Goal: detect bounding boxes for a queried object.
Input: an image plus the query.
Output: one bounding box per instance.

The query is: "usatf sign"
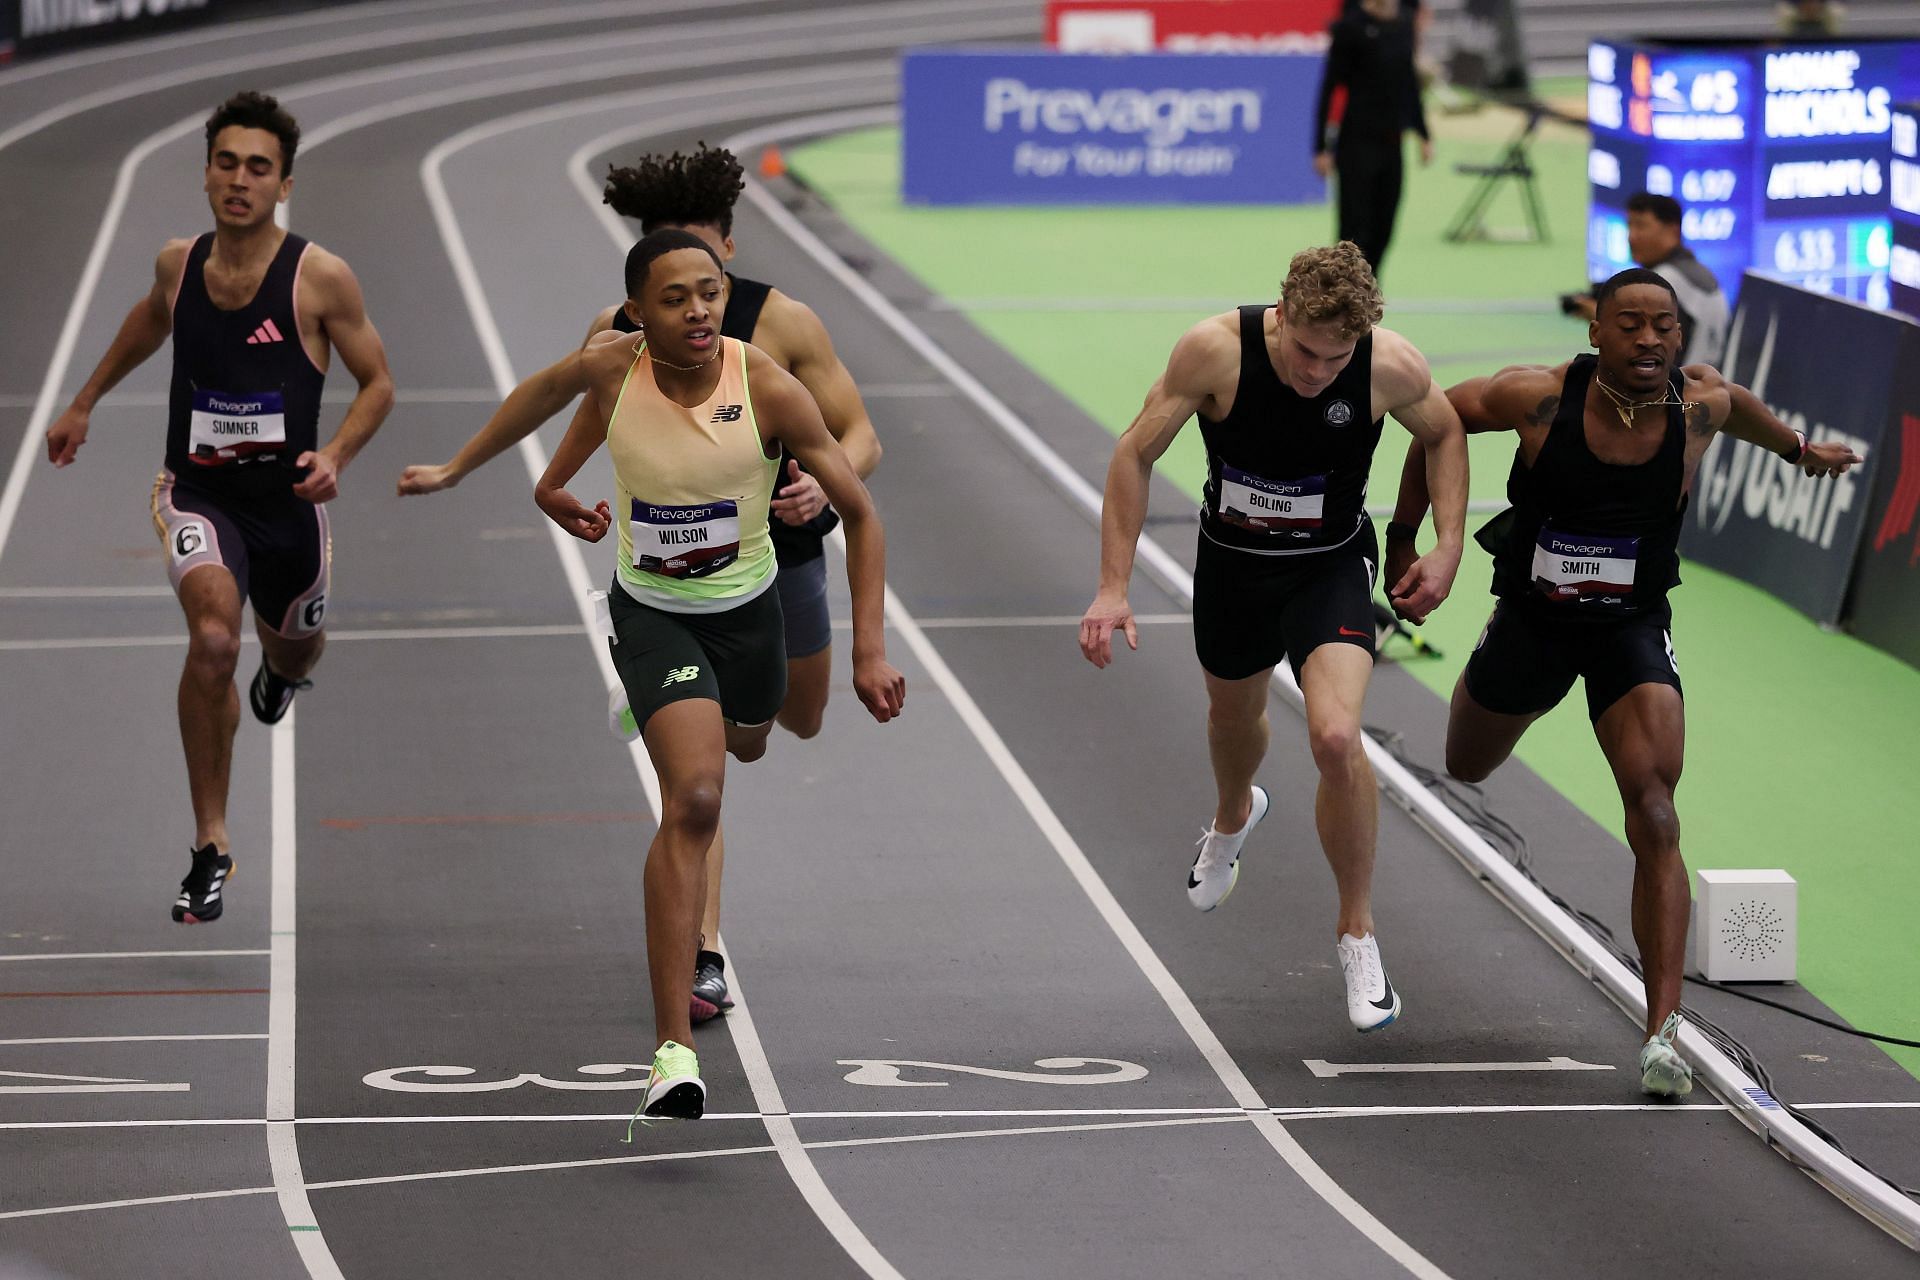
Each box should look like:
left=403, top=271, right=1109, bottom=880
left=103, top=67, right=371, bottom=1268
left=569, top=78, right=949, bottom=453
left=902, top=48, right=1324, bottom=205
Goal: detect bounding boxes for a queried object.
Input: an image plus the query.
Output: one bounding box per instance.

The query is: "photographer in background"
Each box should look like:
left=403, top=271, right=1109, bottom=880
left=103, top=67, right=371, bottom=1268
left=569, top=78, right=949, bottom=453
left=1563, top=192, right=1730, bottom=364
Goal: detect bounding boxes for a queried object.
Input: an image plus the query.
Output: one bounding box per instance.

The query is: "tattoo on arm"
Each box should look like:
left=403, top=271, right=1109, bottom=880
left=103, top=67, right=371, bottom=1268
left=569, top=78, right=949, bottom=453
left=1685, top=400, right=1714, bottom=437
left=1523, top=395, right=1559, bottom=429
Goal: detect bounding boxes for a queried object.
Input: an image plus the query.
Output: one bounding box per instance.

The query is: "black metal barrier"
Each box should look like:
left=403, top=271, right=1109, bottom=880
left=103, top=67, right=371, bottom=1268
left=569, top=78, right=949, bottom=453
left=1681, top=272, right=1920, bottom=668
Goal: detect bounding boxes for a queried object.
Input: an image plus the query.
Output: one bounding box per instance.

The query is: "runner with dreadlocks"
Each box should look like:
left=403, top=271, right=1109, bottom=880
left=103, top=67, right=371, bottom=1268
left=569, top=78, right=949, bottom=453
left=398, top=143, right=881, bottom=1026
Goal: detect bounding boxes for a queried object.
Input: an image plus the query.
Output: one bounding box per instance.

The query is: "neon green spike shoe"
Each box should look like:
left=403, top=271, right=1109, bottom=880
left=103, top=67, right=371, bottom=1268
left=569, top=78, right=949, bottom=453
left=644, top=1041, right=705, bottom=1119
left=1639, top=1011, right=1694, bottom=1098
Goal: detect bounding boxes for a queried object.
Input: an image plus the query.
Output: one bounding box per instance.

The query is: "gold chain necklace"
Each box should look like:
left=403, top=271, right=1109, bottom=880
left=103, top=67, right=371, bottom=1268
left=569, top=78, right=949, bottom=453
left=635, top=332, right=719, bottom=373
left=1592, top=372, right=1687, bottom=430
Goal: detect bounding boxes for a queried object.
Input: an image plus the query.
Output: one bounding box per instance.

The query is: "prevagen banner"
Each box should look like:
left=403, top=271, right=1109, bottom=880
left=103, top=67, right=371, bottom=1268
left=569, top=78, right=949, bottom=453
left=901, top=48, right=1325, bottom=205
left=1047, top=0, right=1336, bottom=54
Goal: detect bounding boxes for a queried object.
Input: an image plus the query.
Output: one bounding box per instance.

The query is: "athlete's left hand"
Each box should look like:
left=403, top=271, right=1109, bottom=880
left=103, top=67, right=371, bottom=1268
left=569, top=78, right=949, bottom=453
left=771, top=460, right=829, bottom=525
left=853, top=654, right=906, bottom=723
left=293, top=450, right=340, bottom=504
left=1388, top=542, right=1460, bottom=625
left=1801, top=440, right=1863, bottom=478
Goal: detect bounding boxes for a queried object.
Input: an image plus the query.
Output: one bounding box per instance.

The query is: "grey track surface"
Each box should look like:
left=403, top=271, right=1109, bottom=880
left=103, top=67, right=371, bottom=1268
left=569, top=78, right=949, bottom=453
left=2, top=3, right=1917, bottom=1277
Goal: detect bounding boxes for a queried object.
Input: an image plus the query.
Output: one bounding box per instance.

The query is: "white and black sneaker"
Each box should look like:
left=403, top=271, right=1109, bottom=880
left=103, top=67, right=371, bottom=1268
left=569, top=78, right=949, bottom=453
left=691, top=950, right=734, bottom=1024
left=248, top=659, right=311, bottom=725
left=1187, top=785, right=1269, bottom=911
left=172, top=843, right=233, bottom=924
left=1337, top=932, right=1401, bottom=1032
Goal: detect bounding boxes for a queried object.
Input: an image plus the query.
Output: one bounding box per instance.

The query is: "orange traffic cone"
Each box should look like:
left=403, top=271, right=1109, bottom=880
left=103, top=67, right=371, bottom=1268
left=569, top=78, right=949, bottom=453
left=759, top=145, right=786, bottom=179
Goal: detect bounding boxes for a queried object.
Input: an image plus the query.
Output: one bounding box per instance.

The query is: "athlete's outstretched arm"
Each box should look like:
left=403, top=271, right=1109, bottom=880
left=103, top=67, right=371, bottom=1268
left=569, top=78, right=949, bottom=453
left=398, top=350, right=591, bottom=495
left=297, top=251, right=395, bottom=504
left=533, top=384, right=612, bottom=542
left=1378, top=333, right=1468, bottom=623
left=770, top=299, right=883, bottom=528
left=46, top=241, right=185, bottom=468
left=1079, top=323, right=1222, bottom=667
left=1682, top=364, right=1862, bottom=477
left=752, top=350, right=904, bottom=723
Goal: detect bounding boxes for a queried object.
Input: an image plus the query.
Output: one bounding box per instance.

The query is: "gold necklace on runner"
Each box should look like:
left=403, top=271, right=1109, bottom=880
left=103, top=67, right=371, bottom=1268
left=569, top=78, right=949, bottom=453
left=636, top=331, right=719, bottom=373
left=1592, top=372, right=1688, bottom=430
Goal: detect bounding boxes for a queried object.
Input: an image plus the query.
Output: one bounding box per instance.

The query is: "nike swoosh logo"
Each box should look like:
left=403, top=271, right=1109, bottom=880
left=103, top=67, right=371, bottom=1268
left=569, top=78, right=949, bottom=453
left=1339, top=626, right=1369, bottom=638
left=1188, top=874, right=1202, bottom=888
left=1370, top=979, right=1397, bottom=1010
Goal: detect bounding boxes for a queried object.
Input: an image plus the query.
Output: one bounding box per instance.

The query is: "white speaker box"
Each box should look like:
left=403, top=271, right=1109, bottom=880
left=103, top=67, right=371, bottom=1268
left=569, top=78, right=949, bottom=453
left=1696, top=869, right=1797, bottom=982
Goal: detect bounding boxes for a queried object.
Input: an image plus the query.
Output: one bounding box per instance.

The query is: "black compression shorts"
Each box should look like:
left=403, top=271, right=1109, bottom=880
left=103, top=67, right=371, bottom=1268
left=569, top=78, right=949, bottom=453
left=1462, top=598, right=1683, bottom=724
left=1192, top=521, right=1379, bottom=683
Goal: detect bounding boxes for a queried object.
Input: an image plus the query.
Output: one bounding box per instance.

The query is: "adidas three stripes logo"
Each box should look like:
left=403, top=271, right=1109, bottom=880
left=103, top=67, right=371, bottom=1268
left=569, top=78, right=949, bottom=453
left=245, top=318, right=286, bottom=345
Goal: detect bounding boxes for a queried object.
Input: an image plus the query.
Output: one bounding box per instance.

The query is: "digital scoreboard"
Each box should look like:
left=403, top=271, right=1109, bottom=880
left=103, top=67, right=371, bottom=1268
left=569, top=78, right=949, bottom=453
left=1892, top=101, right=1920, bottom=318
left=1589, top=38, right=1920, bottom=314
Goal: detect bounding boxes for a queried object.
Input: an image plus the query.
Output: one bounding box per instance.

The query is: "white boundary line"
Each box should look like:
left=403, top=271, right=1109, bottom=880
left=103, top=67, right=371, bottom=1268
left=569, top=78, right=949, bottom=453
left=726, top=108, right=1920, bottom=1250
left=265, top=708, right=341, bottom=1277
left=421, top=71, right=971, bottom=1280
left=0, top=1034, right=267, bottom=1046
left=0, top=949, right=267, bottom=961
left=0, top=625, right=582, bottom=652
left=5, top=1100, right=1917, bottom=1132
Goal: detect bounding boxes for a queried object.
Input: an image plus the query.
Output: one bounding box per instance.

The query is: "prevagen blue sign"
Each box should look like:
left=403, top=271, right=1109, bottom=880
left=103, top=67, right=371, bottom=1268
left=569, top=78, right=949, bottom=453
left=901, top=48, right=1325, bottom=205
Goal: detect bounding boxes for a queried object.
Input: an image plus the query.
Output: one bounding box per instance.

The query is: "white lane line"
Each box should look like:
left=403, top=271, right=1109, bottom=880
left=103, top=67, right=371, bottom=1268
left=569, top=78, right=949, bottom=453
left=1304, top=1057, right=1614, bottom=1078
left=0, top=950, right=268, bottom=962
left=924, top=296, right=1562, bottom=316
left=265, top=708, right=342, bottom=1277
left=715, top=117, right=1449, bottom=1278
left=7, top=1101, right=1917, bottom=1132
left=0, top=586, right=176, bottom=597
left=0, top=1034, right=267, bottom=1046
left=829, top=613, right=1189, bottom=630
left=425, top=73, right=964, bottom=1280
left=0, top=625, right=582, bottom=652
left=0, top=1083, right=191, bottom=1095
left=0, top=389, right=506, bottom=409
left=0, top=1069, right=142, bottom=1083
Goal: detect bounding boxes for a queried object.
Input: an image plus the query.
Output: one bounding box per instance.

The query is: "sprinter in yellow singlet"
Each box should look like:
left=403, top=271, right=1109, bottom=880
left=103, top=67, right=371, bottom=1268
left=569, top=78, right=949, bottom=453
left=533, top=229, right=905, bottom=1118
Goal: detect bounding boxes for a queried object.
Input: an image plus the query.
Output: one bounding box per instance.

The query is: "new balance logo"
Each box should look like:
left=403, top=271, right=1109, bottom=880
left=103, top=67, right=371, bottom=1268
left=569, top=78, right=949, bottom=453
left=661, top=665, right=701, bottom=687
left=710, top=404, right=743, bottom=423
left=245, top=318, right=286, bottom=345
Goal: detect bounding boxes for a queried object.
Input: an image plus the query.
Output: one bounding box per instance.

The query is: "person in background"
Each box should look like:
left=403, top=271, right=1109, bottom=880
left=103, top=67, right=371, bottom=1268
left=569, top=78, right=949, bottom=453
left=1314, top=0, right=1432, bottom=281
left=1777, top=0, right=1844, bottom=38
left=1564, top=193, right=1729, bottom=365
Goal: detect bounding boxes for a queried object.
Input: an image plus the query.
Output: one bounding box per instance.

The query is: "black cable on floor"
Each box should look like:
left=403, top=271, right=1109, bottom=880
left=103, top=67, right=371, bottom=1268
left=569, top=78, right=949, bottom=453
left=1363, top=724, right=1920, bottom=1203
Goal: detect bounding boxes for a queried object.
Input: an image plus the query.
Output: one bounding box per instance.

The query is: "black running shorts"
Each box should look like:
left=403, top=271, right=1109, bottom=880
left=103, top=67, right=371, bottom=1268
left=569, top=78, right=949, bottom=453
left=1462, top=598, right=1683, bottom=724
left=150, top=470, right=330, bottom=637
left=1192, top=521, right=1379, bottom=683
left=607, top=582, right=787, bottom=732
left=773, top=554, right=832, bottom=660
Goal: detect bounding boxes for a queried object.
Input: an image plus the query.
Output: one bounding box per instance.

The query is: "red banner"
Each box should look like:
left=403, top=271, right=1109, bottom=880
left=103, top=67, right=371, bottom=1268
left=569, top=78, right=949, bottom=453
left=1047, top=0, right=1337, bottom=54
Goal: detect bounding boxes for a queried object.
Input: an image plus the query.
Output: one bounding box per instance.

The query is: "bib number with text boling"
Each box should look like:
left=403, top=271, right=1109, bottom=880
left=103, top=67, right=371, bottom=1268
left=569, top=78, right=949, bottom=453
left=1216, top=465, right=1326, bottom=535
left=1531, top=527, right=1639, bottom=605
left=631, top=499, right=740, bottom=579
left=188, top=389, right=287, bottom=466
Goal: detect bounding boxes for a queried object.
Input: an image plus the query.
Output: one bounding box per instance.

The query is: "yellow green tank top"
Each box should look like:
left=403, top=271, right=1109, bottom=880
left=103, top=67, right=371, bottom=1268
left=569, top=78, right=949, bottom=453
left=609, top=336, right=779, bottom=612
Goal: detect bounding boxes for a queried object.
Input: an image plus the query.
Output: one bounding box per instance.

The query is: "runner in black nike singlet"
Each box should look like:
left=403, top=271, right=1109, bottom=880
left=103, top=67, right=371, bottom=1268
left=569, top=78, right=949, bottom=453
left=1081, top=242, right=1469, bottom=1033
left=45, top=90, right=394, bottom=925
left=1385, top=267, right=1862, bottom=1093
left=396, top=144, right=881, bottom=1024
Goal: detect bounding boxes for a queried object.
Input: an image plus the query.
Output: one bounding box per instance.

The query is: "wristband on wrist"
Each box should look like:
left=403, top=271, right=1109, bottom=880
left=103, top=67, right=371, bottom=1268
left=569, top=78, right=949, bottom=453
left=1385, top=520, right=1419, bottom=542
left=1783, top=430, right=1807, bottom=464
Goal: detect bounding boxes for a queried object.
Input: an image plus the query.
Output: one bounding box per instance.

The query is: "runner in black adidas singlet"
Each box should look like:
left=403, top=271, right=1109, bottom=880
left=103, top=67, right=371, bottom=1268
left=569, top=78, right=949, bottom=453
left=1080, top=243, right=1469, bottom=1033
left=45, top=91, right=395, bottom=925
left=397, top=144, right=881, bottom=1024
left=1385, top=268, right=1861, bottom=1093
